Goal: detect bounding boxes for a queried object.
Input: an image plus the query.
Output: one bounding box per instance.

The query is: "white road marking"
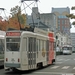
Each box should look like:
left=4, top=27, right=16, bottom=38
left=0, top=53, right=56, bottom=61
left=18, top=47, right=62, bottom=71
left=62, top=66, right=70, bottom=69
left=34, top=72, right=75, bottom=75
left=50, top=66, right=59, bottom=69
left=65, top=59, right=70, bottom=61
left=57, top=59, right=70, bottom=62
left=73, top=67, right=75, bottom=69
left=56, top=62, right=63, bottom=64
left=57, top=59, right=63, bottom=61
left=50, top=65, right=75, bottom=70
left=62, top=74, right=74, bottom=75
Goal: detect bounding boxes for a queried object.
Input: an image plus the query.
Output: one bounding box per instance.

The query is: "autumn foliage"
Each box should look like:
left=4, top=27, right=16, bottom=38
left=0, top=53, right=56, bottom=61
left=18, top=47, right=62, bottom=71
left=0, top=6, right=28, bottom=31
left=0, top=20, right=8, bottom=31
left=0, top=13, right=27, bottom=31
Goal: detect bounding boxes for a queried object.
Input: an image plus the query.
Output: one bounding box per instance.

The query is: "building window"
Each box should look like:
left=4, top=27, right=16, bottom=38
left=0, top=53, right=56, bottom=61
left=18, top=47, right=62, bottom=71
left=58, top=20, right=60, bottom=25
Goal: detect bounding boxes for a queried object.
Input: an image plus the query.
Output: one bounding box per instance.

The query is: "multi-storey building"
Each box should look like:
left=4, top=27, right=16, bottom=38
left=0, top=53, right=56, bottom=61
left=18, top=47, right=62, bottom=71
left=26, top=7, right=49, bottom=30
left=70, top=33, right=75, bottom=52
left=51, top=7, right=71, bottom=35
left=27, top=7, right=57, bottom=33
left=40, top=13, right=57, bottom=33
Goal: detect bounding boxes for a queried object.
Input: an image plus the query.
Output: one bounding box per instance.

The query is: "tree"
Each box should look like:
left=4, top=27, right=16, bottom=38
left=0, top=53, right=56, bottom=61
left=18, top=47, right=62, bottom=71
left=66, top=6, right=75, bottom=25
left=9, top=5, right=27, bottom=30
left=10, top=5, right=21, bottom=17
left=0, top=20, right=8, bottom=31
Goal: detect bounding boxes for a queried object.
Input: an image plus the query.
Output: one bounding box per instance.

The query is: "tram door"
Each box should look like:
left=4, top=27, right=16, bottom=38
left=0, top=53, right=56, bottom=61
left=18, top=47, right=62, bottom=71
left=21, top=38, right=28, bottom=70
left=28, top=37, right=36, bottom=69
left=46, top=40, right=49, bottom=64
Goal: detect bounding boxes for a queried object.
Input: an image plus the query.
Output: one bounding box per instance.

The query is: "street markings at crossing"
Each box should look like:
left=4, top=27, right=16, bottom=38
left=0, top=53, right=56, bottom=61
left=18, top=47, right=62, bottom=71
left=65, top=59, right=70, bottom=61
left=56, top=62, right=63, bottom=64
left=73, top=67, right=75, bottom=69
left=50, top=66, right=59, bottom=69
left=57, top=59, right=63, bottom=61
left=56, top=58, right=70, bottom=61
left=34, top=72, right=75, bottom=75
left=50, top=65, right=75, bottom=70
left=61, top=66, right=70, bottom=69
left=51, top=57, right=75, bottom=70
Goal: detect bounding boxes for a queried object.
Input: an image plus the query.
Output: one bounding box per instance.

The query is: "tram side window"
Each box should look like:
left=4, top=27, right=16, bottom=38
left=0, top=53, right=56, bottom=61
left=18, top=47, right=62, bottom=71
left=0, top=39, right=4, bottom=51
left=44, top=40, right=46, bottom=51
left=33, top=38, right=36, bottom=52
left=41, top=40, right=45, bottom=51
left=42, top=40, right=44, bottom=50
left=46, top=40, right=49, bottom=51
left=36, top=39, right=40, bottom=51
left=6, top=38, right=20, bottom=51
left=29, top=37, right=33, bottom=52
left=28, top=37, right=36, bottom=52
left=40, top=40, right=43, bottom=51
left=22, top=37, right=27, bottom=51
left=69, top=47, right=72, bottom=50
left=0, top=39, right=4, bottom=54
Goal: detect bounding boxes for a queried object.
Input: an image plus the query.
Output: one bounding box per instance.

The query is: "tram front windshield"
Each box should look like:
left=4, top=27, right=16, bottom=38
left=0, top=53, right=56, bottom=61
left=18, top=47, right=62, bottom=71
left=62, top=47, right=72, bottom=50
left=6, top=38, right=20, bottom=51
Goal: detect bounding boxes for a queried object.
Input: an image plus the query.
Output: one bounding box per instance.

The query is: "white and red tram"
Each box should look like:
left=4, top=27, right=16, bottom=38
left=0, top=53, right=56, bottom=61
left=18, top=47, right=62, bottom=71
left=4, top=28, right=56, bottom=71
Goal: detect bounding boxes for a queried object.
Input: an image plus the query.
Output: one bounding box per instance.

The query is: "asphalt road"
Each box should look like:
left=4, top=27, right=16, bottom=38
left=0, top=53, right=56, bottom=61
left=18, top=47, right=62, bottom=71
left=1, top=53, right=75, bottom=75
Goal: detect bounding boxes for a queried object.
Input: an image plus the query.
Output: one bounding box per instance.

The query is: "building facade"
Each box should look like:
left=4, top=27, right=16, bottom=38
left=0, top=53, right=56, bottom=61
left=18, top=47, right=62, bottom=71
left=27, top=7, right=57, bottom=33
left=40, top=13, right=57, bottom=33
left=51, top=7, right=71, bottom=35
left=70, top=33, right=75, bottom=52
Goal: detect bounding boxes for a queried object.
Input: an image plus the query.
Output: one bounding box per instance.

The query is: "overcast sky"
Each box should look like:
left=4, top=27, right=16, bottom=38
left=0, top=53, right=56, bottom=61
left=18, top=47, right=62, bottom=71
left=0, top=0, right=75, bottom=32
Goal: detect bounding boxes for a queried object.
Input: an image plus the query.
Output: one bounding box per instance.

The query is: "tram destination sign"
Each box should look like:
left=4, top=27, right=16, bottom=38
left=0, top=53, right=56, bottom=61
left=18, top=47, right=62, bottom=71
left=6, top=32, right=21, bottom=36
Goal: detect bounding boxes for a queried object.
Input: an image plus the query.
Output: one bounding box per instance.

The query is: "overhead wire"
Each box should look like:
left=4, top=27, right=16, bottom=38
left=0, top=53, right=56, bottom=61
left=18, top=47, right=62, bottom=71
left=20, top=0, right=41, bottom=28
left=21, top=1, right=34, bottom=12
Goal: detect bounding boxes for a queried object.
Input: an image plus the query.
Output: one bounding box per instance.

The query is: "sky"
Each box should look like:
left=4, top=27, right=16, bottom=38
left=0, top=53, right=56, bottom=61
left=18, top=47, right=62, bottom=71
left=0, top=0, right=75, bottom=33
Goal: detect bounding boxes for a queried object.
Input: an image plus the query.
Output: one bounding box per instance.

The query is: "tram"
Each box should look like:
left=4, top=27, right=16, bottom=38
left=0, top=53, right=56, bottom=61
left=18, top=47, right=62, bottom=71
left=0, top=31, right=5, bottom=66
left=62, top=45, right=72, bottom=55
left=4, top=28, right=56, bottom=71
